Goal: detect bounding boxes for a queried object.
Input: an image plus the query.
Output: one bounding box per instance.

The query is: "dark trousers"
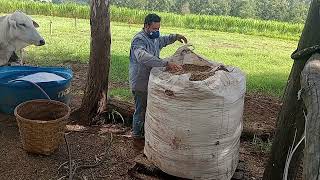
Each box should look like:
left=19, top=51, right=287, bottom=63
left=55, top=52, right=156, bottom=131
left=132, top=91, right=148, bottom=137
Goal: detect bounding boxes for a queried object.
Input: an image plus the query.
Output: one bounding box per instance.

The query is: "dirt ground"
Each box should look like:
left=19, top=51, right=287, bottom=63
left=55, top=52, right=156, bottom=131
left=0, top=63, right=282, bottom=180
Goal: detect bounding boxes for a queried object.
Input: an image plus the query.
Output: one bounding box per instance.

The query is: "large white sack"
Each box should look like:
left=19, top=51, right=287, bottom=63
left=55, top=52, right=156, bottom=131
left=144, top=45, right=246, bottom=180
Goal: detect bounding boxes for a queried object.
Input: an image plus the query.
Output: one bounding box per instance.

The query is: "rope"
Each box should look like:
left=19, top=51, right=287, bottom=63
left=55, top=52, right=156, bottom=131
left=282, top=111, right=307, bottom=180
left=7, top=79, right=51, bottom=100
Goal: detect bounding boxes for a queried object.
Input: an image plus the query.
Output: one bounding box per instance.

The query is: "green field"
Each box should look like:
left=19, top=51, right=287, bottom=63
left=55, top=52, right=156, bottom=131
left=18, top=15, right=297, bottom=99
left=0, top=0, right=303, bottom=41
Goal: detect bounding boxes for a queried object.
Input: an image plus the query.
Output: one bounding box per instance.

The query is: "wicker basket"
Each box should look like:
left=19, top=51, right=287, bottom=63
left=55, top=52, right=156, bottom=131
left=14, top=99, right=71, bottom=155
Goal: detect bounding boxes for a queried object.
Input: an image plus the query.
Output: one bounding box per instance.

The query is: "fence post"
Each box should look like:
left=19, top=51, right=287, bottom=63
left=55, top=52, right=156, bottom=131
left=301, top=54, right=320, bottom=180
left=49, top=20, right=52, bottom=35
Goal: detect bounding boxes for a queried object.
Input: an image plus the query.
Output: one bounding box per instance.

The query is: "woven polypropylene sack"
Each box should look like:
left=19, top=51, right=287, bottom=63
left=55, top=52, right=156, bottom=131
left=144, top=46, right=246, bottom=180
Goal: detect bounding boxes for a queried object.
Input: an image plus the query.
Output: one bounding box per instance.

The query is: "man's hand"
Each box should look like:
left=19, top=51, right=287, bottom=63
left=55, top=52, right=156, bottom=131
left=166, top=62, right=183, bottom=72
left=176, top=34, right=188, bottom=44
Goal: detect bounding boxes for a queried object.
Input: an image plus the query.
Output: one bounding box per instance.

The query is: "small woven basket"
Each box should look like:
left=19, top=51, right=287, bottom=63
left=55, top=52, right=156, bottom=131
left=14, top=99, right=71, bottom=155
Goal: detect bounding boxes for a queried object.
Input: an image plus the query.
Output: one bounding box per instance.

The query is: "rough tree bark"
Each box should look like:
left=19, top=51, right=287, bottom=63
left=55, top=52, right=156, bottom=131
left=80, top=0, right=111, bottom=125
left=263, top=1, right=320, bottom=179
left=262, top=60, right=306, bottom=180
left=301, top=54, right=320, bottom=180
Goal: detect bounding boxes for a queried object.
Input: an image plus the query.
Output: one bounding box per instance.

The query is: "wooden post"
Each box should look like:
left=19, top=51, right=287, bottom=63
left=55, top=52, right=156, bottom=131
left=301, top=54, right=320, bottom=180
left=79, top=0, right=111, bottom=125
left=49, top=20, right=52, bottom=35
left=263, top=0, right=320, bottom=179
left=19, top=49, right=23, bottom=65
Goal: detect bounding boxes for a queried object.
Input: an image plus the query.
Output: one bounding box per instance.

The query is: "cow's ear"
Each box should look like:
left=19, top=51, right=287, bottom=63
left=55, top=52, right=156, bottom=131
left=32, top=20, right=39, bottom=28
left=8, top=18, right=17, bottom=29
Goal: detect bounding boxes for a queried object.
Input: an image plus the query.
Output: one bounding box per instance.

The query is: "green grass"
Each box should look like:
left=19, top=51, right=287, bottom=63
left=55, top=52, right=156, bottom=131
left=252, top=135, right=273, bottom=153
left=0, top=0, right=303, bottom=41
left=19, top=15, right=296, bottom=100
left=109, top=88, right=132, bottom=102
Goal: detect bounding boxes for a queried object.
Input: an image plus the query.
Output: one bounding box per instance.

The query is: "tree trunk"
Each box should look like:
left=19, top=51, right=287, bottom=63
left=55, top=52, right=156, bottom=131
left=80, top=0, right=111, bottom=125
left=301, top=53, right=320, bottom=180
left=264, top=0, right=320, bottom=179
left=263, top=60, right=306, bottom=180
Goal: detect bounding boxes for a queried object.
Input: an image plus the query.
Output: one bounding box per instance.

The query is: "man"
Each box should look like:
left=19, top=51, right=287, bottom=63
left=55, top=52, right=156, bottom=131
left=129, top=13, right=187, bottom=139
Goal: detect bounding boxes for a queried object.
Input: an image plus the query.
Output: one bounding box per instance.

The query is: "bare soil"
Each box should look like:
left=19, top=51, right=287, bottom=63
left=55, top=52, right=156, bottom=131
left=0, top=117, right=141, bottom=180
left=168, top=64, right=230, bottom=81
left=0, top=63, right=283, bottom=180
left=181, top=64, right=213, bottom=72
left=168, top=64, right=210, bottom=81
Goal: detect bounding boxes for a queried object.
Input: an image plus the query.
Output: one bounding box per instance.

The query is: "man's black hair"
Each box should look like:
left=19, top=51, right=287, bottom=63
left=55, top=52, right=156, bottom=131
left=144, top=14, right=161, bottom=26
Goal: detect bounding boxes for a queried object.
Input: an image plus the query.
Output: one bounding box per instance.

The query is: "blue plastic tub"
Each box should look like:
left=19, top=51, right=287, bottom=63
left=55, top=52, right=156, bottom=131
left=0, top=66, right=73, bottom=115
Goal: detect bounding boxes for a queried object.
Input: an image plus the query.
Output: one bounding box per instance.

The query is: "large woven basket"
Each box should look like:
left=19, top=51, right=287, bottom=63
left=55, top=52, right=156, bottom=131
left=14, top=99, right=71, bottom=155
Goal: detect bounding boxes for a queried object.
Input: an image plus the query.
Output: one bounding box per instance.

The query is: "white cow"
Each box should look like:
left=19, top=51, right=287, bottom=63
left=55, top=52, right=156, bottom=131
left=0, top=11, right=45, bottom=66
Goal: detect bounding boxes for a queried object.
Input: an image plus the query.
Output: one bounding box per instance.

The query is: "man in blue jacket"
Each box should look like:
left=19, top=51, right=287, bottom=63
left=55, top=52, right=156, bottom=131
left=129, top=13, right=187, bottom=139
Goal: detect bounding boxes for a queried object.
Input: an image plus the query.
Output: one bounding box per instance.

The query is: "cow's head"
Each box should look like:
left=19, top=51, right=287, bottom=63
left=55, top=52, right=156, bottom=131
left=8, top=11, right=45, bottom=49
